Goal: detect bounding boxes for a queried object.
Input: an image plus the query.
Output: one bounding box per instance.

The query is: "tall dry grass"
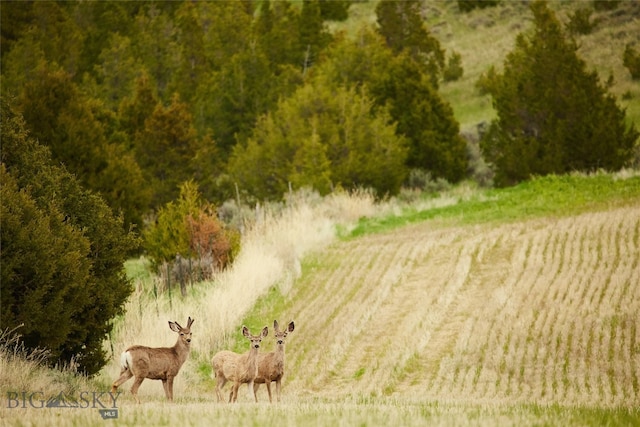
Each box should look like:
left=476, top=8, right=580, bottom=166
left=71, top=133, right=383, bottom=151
left=97, top=188, right=378, bottom=398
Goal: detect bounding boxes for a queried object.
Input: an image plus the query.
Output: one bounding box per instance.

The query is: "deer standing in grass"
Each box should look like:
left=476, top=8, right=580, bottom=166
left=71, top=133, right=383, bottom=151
left=111, top=317, right=194, bottom=403
left=212, top=325, right=268, bottom=403
left=254, top=320, right=295, bottom=403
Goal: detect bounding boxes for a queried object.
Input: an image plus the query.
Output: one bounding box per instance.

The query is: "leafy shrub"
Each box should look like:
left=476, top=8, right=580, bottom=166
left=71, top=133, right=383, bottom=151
left=457, top=0, right=500, bottom=13
left=1, top=99, right=138, bottom=375
left=566, top=7, right=598, bottom=35
left=623, top=44, right=640, bottom=80
left=143, top=181, right=238, bottom=292
left=443, top=51, right=464, bottom=82
left=475, top=65, right=499, bottom=95
left=405, top=169, right=451, bottom=194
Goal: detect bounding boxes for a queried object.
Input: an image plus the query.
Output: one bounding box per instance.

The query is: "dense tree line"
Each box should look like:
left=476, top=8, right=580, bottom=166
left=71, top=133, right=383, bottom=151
left=1, top=0, right=465, bottom=215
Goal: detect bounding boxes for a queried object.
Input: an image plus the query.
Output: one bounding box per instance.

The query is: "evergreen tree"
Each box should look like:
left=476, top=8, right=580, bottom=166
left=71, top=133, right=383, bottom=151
left=19, top=63, right=108, bottom=187
left=197, top=48, right=274, bottom=158
left=228, top=84, right=407, bottom=200
left=171, top=1, right=208, bottom=103
left=91, top=33, right=141, bottom=111
left=375, top=0, right=445, bottom=86
left=290, top=123, right=333, bottom=195
left=315, top=28, right=467, bottom=183
left=118, top=71, right=159, bottom=145
left=318, top=0, right=350, bottom=21
left=18, top=62, right=148, bottom=230
left=372, top=54, right=467, bottom=183
left=134, top=93, right=203, bottom=208
left=256, top=1, right=312, bottom=69
left=480, top=1, right=638, bottom=186
left=131, top=4, right=181, bottom=102
left=298, top=0, right=332, bottom=74
left=1, top=99, right=138, bottom=375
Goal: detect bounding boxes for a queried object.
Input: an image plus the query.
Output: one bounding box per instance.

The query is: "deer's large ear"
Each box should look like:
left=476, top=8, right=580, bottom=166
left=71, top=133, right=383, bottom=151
left=273, top=320, right=279, bottom=332
left=288, top=321, right=295, bottom=333
left=187, top=317, right=194, bottom=328
left=169, top=321, right=181, bottom=332
left=242, top=326, right=250, bottom=337
left=261, top=326, right=269, bottom=337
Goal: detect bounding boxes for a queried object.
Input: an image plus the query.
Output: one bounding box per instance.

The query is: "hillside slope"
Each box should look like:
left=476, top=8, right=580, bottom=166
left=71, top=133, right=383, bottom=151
left=334, top=1, right=640, bottom=132
left=278, top=204, right=639, bottom=407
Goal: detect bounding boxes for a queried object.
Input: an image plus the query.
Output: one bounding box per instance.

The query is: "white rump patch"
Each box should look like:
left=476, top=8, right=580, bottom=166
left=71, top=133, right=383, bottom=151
left=120, top=351, right=133, bottom=370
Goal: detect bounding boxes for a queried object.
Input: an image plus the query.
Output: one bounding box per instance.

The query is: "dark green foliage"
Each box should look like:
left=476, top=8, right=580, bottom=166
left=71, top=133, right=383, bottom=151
left=19, top=63, right=107, bottom=186
left=480, top=1, right=638, bottom=186
left=566, top=6, right=598, bottom=36
left=143, top=181, right=201, bottom=269
left=375, top=0, right=445, bottom=87
left=0, top=0, right=34, bottom=56
left=623, top=44, right=640, bottom=80
left=299, top=0, right=332, bottom=73
left=130, top=4, right=181, bottom=102
left=443, top=51, right=464, bottom=82
left=134, top=93, right=206, bottom=208
left=318, top=0, right=351, bottom=21
left=475, top=65, right=499, bottom=95
left=254, top=1, right=301, bottom=69
left=1, top=99, right=138, bottom=375
left=228, top=84, right=408, bottom=200
left=197, top=47, right=279, bottom=158
left=457, top=0, right=500, bottom=13
left=315, top=28, right=467, bottom=184
left=17, top=62, right=149, bottom=230
left=593, top=0, right=621, bottom=11
left=373, top=54, right=467, bottom=183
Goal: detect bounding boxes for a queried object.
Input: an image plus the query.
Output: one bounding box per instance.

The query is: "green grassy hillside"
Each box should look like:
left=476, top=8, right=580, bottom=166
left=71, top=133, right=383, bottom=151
left=332, top=1, right=640, bottom=133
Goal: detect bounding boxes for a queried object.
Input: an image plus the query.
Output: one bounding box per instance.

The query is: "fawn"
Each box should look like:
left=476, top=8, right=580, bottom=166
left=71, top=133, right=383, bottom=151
left=254, top=320, right=295, bottom=403
left=212, top=325, right=268, bottom=403
left=111, top=317, right=194, bottom=403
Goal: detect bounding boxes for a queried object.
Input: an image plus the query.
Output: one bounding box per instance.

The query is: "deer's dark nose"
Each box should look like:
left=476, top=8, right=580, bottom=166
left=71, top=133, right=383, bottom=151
left=187, top=338, right=191, bottom=343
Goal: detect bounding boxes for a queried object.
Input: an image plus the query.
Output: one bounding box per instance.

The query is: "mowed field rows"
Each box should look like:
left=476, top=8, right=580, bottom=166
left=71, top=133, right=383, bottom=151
left=282, top=205, right=640, bottom=408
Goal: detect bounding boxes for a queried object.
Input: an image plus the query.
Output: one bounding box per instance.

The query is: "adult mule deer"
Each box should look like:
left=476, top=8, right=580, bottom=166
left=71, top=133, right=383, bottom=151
left=111, top=317, right=194, bottom=403
left=254, top=320, right=295, bottom=403
left=212, top=325, right=268, bottom=403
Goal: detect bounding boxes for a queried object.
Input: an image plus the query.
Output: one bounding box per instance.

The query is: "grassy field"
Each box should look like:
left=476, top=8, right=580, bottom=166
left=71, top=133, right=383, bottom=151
left=3, top=171, right=638, bottom=426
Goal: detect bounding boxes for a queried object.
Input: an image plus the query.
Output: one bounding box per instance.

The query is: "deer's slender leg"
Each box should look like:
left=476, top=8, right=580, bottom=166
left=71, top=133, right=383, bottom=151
left=111, top=369, right=133, bottom=393
left=130, top=377, right=145, bottom=404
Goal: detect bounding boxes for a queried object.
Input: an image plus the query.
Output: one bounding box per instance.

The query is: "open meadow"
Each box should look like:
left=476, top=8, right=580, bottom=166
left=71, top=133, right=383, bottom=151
left=2, top=171, right=639, bottom=426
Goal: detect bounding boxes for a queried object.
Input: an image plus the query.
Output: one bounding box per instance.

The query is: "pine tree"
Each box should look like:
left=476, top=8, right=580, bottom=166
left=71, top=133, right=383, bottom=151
left=1, top=98, right=138, bottom=375
left=372, top=53, right=467, bottom=183
left=481, top=1, right=638, bottom=186
left=134, top=93, right=203, bottom=208
left=375, top=0, right=445, bottom=86
left=228, top=84, right=407, bottom=200
left=298, top=0, right=332, bottom=74
left=315, top=28, right=467, bottom=184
